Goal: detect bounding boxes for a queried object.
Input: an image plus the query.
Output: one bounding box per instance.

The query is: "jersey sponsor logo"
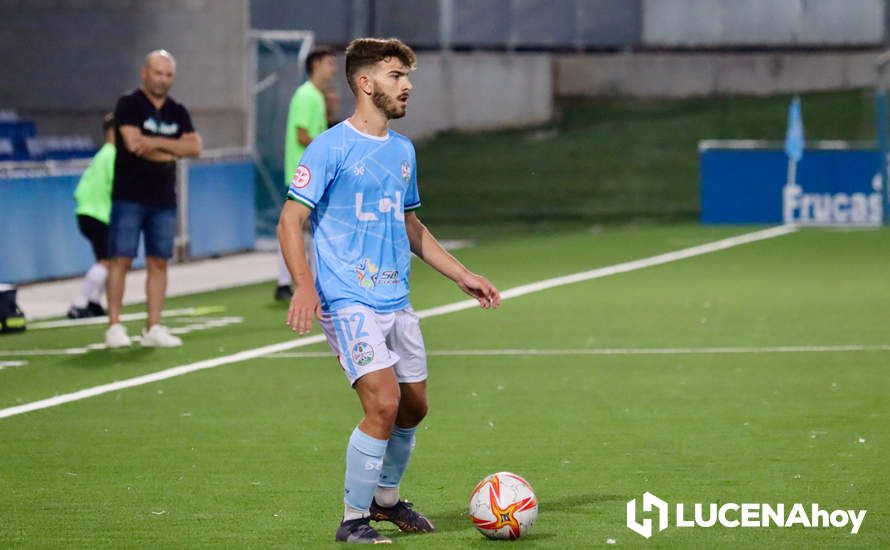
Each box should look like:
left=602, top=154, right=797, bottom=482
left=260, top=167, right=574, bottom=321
left=355, top=258, right=379, bottom=289
left=355, top=192, right=405, bottom=221
left=142, top=118, right=179, bottom=135
left=401, top=160, right=411, bottom=182
left=353, top=164, right=365, bottom=176
left=292, top=164, right=311, bottom=188
left=351, top=342, right=375, bottom=367
left=379, top=270, right=399, bottom=285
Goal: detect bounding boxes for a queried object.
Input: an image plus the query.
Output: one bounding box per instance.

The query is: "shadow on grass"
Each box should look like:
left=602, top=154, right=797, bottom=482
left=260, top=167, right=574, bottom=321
left=420, top=492, right=625, bottom=535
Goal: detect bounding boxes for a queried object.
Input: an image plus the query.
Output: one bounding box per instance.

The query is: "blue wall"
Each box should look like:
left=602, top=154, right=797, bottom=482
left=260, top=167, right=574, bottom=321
left=188, top=161, right=256, bottom=258
left=0, top=161, right=255, bottom=284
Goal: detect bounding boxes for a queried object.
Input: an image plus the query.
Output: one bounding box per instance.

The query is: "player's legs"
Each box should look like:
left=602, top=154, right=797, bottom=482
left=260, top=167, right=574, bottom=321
left=355, top=367, right=401, bottom=440
left=140, top=206, right=180, bottom=346
left=369, top=309, right=434, bottom=532
left=378, top=380, right=427, bottom=500
left=319, top=307, right=401, bottom=542
left=70, top=215, right=110, bottom=317
left=144, top=256, right=168, bottom=328
left=335, top=368, right=399, bottom=543
left=142, top=206, right=175, bottom=328
left=106, top=201, right=143, bottom=327
left=106, top=256, right=131, bottom=325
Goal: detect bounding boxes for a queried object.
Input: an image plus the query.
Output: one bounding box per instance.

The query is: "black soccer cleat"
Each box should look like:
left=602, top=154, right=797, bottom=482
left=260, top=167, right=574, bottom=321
left=335, top=517, right=392, bottom=544
left=274, top=284, right=293, bottom=301
left=369, top=499, right=435, bottom=533
left=66, top=305, right=93, bottom=319
left=87, top=301, right=106, bottom=316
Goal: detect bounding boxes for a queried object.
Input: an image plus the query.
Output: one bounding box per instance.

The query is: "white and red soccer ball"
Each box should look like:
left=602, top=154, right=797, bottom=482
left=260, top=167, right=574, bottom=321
left=469, top=471, right=538, bottom=540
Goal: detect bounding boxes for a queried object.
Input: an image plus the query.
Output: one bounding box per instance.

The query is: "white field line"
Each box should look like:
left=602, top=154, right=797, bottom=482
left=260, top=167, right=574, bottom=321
left=0, top=225, right=795, bottom=420
left=0, top=318, right=244, bottom=357
left=414, top=225, right=797, bottom=318
left=268, top=344, right=890, bottom=359
left=27, top=306, right=227, bottom=330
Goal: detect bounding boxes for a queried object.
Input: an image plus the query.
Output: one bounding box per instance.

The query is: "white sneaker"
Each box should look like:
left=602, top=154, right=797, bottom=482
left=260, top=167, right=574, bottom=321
left=141, top=324, right=182, bottom=347
left=105, top=323, right=131, bottom=348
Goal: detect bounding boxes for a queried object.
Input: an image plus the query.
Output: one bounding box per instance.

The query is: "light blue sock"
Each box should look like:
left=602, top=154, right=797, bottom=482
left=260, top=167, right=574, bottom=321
left=344, top=427, right=388, bottom=512
left=378, top=425, right=417, bottom=490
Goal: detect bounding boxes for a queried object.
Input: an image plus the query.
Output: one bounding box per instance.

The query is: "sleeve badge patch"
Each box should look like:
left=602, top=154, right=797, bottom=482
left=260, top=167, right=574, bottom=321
left=292, top=164, right=312, bottom=188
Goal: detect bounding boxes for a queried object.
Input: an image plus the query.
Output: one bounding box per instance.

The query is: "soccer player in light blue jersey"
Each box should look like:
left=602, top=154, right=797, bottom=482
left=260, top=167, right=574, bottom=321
left=278, top=38, right=501, bottom=544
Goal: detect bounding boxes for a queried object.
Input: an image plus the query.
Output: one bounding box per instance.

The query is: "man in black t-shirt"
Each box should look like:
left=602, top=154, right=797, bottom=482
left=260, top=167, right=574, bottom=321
left=105, top=49, right=202, bottom=349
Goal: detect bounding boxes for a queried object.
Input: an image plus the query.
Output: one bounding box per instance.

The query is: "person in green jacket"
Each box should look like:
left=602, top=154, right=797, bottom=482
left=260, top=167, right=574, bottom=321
left=276, top=46, right=337, bottom=301
left=68, top=113, right=115, bottom=318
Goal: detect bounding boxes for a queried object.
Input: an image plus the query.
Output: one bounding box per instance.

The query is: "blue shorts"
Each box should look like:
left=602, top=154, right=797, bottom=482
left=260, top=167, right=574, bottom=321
left=108, top=200, right=177, bottom=259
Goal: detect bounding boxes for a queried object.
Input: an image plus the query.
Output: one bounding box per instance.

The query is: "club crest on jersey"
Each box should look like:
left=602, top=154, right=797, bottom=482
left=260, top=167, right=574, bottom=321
left=355, top=258, right=379, bottom=289
left=401, top=160, right=411, bottom=183
left=351, top=342, right=375, bottom=367
left=292, top=165, right=311, bottom=188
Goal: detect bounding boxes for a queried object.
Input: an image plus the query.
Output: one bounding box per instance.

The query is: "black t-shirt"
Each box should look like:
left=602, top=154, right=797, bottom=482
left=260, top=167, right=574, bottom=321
left=112, top=89, right=195, bottom=207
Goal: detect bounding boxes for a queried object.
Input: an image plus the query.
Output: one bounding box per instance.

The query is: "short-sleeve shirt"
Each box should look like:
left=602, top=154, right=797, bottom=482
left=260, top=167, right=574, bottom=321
left=112, top=89, right=195, bottom=207
left=286, top=120, right=421, bottom=313
left=283, top=80, right=326, bottom=187
left=74, top=142, right=116, bottom=224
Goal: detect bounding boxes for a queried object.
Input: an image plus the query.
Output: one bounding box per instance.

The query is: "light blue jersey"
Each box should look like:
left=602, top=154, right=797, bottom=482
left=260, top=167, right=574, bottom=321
left=286, top=120, right=421, bottom=313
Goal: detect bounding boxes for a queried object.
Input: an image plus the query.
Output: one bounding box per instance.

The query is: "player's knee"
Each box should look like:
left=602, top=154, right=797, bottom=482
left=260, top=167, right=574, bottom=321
left=371, top=396, right=400, bottom=426
left=408, top=400, right=429, bottom=424
left=113, top=257, right=132, bottom=268
left=147, top=257, right=168, bottom=271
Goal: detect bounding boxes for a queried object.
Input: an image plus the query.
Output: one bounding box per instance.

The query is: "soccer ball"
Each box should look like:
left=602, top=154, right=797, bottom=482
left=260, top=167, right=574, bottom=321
left=468, top=471, right=538, bottom=539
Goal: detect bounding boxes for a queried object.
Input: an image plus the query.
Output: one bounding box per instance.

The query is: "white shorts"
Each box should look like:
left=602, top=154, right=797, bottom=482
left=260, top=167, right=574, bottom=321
left=320, top=305, right=428, bottom=386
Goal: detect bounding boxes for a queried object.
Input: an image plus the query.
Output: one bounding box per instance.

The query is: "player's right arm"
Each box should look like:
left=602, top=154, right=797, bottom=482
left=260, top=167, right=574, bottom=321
left=297, top=127, right=312, bottom=147
left=278, top=200, right=321, bottom=335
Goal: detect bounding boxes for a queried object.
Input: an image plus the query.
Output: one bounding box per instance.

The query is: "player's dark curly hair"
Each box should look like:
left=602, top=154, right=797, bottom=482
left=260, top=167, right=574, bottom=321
left=344, top=38, right=416, bottom=95
left=305, top=46, right=334, bottom=76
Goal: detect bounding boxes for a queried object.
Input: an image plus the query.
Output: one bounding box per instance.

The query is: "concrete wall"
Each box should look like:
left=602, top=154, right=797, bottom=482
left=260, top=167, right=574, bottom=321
left=252, top=0, right=884, bottom=50
left=643, top=0, right=884, bottom=47
left=0, top=0, right=249, bottom=149
left=556, top=50, right=880, bottom=99
left=323, top=53, right=553, bottom=140
left=391, top=53, right=553, bottom=139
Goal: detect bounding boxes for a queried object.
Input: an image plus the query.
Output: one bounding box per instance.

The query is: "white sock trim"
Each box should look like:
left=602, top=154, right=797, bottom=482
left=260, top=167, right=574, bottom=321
left=343, top=505, right=370, bottom=521
left=374, top=486, right=400, bottom=508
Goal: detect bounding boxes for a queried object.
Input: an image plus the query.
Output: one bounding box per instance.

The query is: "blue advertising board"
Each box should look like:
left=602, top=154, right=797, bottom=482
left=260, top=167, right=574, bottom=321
left=0, top=159, right=255, bottom=284
left=700, top=143, right=885, bottom=226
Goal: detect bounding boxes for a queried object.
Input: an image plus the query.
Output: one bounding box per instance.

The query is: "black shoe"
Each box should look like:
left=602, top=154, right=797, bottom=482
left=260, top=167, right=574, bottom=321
left=370, top=499, right=435, bottom=533
left=66, top=305, right=93, bottom=319
left=274, top=284, right=293, bottom=301
left=87, top=301, right=106, bottom=316
left=335, top=517, right=392, bottom=544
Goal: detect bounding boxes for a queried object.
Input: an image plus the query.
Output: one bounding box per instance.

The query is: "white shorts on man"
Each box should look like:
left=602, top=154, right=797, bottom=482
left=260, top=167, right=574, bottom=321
left=320, top=305, right=427, bottom=386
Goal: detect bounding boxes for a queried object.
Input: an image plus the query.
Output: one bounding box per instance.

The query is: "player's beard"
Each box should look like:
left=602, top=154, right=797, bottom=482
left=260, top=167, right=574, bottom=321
left=372, top=88, right=407, bottom=119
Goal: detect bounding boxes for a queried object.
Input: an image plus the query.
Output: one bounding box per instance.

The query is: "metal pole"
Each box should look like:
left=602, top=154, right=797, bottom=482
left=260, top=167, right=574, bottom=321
left=438, top=0, right=453, bottom=51
left=175, top=158, right=190, bottom=262
left=877, top=52, right=890, bottom=225
left=880, top=93, right=890, bottom=225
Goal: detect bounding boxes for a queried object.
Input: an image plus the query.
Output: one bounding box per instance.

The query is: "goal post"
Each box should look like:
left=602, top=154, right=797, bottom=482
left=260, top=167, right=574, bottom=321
left=248, top=30, right=315, bottom=238
left=875, top=50, right=890, bottom=225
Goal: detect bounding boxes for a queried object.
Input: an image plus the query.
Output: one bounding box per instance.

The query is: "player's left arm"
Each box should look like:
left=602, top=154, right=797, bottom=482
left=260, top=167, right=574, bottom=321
left=404, top=211, right=500, bottom=309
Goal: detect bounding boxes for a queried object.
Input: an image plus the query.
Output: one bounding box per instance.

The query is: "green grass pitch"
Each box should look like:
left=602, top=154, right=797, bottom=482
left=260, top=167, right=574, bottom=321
left=1, top=225, right=889, bottom=548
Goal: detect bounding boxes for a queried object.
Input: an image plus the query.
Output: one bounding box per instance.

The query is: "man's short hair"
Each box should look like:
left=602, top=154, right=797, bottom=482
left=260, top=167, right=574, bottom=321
left=305, top=46, right=334, bottom=76
left=102, top=112, right=115, bottom=132
left=344, top=38, right=417, bottom=95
